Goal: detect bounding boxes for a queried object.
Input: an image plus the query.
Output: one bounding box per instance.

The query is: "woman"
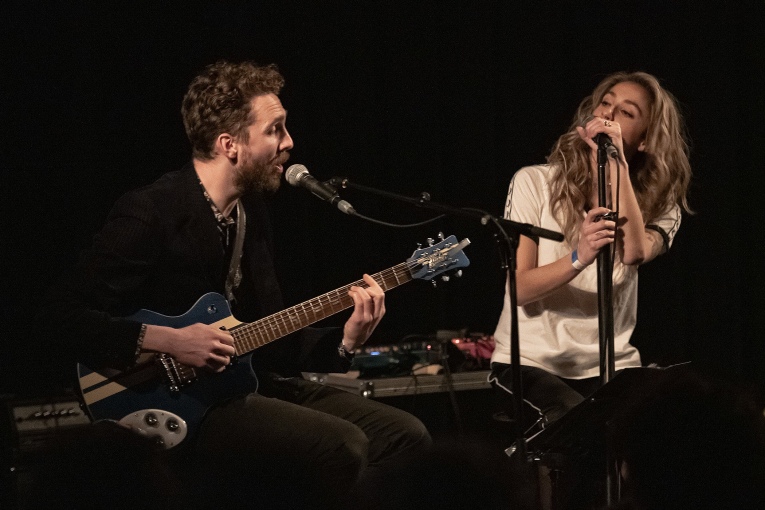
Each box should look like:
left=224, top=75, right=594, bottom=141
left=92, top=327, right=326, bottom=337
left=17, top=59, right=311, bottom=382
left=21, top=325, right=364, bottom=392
left=490, top=72, right=692, bottom=427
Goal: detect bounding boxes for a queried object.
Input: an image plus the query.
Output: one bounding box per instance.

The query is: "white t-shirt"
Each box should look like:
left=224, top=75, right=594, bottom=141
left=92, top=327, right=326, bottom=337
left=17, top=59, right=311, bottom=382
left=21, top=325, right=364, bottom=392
left=491, top=165, right=681, bottom=379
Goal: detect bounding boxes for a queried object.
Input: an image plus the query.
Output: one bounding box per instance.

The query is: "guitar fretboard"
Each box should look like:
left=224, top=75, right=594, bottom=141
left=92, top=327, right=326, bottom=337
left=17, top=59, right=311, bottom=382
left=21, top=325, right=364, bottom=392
left=231, top=261, right=415, bottom=354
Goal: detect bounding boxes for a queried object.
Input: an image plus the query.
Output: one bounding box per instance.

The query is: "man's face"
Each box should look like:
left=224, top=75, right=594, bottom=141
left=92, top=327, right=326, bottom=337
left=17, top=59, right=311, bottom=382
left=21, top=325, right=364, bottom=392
left=234, top=93, right=293, bottom=194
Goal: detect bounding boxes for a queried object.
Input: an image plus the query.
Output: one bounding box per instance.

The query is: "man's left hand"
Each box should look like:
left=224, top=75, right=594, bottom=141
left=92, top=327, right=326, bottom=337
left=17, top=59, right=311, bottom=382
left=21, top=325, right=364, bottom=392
left=342, top=274, right=385, bottom=351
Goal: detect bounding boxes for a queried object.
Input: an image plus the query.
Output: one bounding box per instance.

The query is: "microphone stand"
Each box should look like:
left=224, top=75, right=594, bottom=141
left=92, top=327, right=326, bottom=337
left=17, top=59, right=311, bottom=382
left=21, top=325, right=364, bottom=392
left=596, top=141, right=616, bottom=385
left=329, top=177, right=564, bottom=493
left=329, top=177, right=563, bottom=243
left=595, top=140, right=618, bottom=505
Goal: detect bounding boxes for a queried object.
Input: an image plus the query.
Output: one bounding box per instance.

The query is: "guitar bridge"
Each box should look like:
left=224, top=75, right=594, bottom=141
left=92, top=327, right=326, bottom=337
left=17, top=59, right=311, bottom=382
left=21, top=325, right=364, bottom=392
left=155, top=354, right=197, bottom=392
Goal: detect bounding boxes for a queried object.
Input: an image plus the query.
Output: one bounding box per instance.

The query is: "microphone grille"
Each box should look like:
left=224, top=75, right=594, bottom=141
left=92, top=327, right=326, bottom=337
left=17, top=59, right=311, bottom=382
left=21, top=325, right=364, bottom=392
left=285, top=164, right=308, bottom=186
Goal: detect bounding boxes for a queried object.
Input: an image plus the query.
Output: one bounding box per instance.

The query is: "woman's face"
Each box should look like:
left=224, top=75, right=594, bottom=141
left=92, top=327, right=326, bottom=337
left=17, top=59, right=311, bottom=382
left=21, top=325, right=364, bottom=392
left=592, top=81, right=651, bottom=161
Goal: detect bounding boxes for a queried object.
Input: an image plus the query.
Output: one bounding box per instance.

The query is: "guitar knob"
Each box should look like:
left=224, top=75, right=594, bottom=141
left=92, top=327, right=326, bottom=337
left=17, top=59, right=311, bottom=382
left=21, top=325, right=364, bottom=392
left=166, top=419, right=180, bottom=432
left=361, top=381, right=375, bottom=398
left=145, top=413, right=159, bottom=427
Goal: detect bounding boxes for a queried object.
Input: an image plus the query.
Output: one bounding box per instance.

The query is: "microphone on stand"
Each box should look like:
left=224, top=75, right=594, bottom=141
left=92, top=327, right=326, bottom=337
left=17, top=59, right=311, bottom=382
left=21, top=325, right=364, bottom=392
left=581, top=115, right=618, bottom=159
left=285, top=164, right=356, bottom=215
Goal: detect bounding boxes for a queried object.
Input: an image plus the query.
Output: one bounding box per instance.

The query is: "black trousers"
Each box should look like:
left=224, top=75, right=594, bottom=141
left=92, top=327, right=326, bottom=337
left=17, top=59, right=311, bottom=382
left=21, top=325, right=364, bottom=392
left=187, top=373, right=432, bottom=509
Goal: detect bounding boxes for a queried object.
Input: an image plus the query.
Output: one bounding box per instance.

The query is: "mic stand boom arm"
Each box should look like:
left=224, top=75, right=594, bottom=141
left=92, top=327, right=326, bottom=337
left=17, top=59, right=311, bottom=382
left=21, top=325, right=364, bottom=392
left=329, top=177, right=564, bottom=243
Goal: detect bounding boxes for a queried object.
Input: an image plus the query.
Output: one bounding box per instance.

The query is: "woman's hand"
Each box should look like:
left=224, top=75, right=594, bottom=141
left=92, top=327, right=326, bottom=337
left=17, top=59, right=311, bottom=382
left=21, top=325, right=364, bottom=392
left=576, top=207, right=616, bottom=266
left=576, top=116, right=627, bottom=164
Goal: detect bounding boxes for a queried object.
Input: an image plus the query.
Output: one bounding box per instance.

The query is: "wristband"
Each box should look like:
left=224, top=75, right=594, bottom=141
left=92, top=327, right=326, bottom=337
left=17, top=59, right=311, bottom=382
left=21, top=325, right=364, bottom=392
left=571, top=250, right=587, bottom=271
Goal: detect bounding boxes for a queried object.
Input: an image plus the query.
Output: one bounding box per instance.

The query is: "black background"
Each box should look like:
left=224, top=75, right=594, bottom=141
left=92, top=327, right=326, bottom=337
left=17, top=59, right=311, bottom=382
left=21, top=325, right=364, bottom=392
left=2, top=1, right=763, bottom=402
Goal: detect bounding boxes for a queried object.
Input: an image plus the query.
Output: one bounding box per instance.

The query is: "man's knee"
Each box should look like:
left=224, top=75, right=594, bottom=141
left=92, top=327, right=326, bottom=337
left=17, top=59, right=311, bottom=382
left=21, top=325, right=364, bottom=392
left=342, top=427, right=370, bottom=470
left=323, top=424, right=369, bottom=483
left=381, top=409, right=433, bottom=457
left=402, top=414, right=432, bottom=450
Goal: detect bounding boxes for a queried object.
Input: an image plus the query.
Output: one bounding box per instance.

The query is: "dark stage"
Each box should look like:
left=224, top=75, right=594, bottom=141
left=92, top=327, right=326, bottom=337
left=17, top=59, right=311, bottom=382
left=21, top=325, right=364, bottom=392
left=2, top=0, right=764, bottom=508
left=4, top=0, right=763, bottom=402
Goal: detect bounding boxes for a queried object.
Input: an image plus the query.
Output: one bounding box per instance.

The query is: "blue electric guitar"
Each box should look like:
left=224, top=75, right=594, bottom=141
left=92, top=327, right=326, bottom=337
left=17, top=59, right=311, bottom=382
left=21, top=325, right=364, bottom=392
left=77, top=235, right=470, bottom=448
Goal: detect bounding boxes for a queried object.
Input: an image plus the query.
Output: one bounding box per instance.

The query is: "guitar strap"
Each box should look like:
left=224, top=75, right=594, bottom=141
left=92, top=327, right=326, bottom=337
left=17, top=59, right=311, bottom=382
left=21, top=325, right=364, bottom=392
left=225, top=199, right=246, bottom=304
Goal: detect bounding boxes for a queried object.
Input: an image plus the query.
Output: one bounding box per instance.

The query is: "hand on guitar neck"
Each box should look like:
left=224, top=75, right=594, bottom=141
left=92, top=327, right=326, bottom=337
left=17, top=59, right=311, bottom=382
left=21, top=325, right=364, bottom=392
left=341, top=274, right=386, bottom=352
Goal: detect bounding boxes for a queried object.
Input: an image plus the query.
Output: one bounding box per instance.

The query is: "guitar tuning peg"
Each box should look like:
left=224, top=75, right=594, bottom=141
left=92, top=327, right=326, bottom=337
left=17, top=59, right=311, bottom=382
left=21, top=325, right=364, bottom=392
left=455, top=270, right=463, bottom=278
left=441, top=275, right=450, bottom=282
left=431, top=280, right=438, bottom=288
left=438, top=232, right=445, bottom=240
left=427, top=238, right=435, bottom=246
left=416, top=243, right=423, bottom=249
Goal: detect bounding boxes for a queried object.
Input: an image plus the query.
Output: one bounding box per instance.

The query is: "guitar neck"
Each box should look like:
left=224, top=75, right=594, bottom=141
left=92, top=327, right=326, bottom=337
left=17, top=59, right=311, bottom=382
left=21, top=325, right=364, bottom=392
left=232, top=262, right=414, bottom=355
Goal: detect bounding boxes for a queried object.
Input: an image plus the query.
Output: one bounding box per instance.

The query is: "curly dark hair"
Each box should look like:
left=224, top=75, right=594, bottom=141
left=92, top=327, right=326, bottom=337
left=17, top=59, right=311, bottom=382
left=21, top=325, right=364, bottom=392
left=181, top=61, right=285, bottom=160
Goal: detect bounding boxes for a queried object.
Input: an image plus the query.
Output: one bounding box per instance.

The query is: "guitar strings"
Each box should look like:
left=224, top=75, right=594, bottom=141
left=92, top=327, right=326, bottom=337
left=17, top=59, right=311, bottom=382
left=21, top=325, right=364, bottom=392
left=231, top=260, right=423, bottom=353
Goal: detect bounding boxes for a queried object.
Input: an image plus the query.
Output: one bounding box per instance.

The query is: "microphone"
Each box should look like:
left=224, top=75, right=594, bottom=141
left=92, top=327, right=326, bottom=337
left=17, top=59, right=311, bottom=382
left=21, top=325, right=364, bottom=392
left=581, top=115, right=618, bottom=158
left=285, top=164, right=356, bottom=215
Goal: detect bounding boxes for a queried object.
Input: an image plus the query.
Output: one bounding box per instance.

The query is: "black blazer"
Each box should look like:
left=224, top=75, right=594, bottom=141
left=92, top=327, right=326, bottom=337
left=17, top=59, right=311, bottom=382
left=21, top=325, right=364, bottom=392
left=40, top=163, right=347, bottom=382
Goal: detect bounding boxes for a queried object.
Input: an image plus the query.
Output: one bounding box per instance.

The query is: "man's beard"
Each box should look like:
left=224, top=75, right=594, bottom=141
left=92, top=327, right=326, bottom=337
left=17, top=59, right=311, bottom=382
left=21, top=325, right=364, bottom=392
left=234, top=151, right=289, bottom=195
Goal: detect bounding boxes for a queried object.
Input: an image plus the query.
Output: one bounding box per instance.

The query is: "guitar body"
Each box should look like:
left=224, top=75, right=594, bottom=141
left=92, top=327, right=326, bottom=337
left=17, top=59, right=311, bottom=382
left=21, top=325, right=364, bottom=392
left=77, top=293, right=259, bottom=446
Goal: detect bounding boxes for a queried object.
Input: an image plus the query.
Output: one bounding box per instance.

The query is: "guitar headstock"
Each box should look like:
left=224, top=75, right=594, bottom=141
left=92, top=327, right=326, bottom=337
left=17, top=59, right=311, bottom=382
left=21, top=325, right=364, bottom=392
left=408, top=233, right=470, bottom=281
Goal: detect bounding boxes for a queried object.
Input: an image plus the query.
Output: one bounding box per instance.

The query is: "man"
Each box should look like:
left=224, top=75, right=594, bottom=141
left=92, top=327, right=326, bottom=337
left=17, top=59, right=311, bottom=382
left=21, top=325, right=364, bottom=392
left=40, top=61, right=431, bottom=508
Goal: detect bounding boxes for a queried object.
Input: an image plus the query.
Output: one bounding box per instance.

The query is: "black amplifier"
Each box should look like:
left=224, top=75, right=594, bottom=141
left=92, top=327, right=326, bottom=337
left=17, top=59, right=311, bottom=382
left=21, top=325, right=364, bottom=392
left=3, top=394, right=90, bottom=451
left=1, top=393, right=92, bottom=510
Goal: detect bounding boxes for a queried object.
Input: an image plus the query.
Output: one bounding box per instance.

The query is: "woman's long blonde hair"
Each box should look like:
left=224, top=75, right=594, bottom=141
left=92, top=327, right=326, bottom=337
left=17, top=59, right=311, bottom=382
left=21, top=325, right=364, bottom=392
left=547, top=72, right=692, bottom=245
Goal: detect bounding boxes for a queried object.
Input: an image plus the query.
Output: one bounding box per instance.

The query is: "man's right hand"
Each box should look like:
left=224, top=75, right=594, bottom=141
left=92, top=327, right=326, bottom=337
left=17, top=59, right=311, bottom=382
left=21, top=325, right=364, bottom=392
left=141, top=323, right=236, bottom=372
